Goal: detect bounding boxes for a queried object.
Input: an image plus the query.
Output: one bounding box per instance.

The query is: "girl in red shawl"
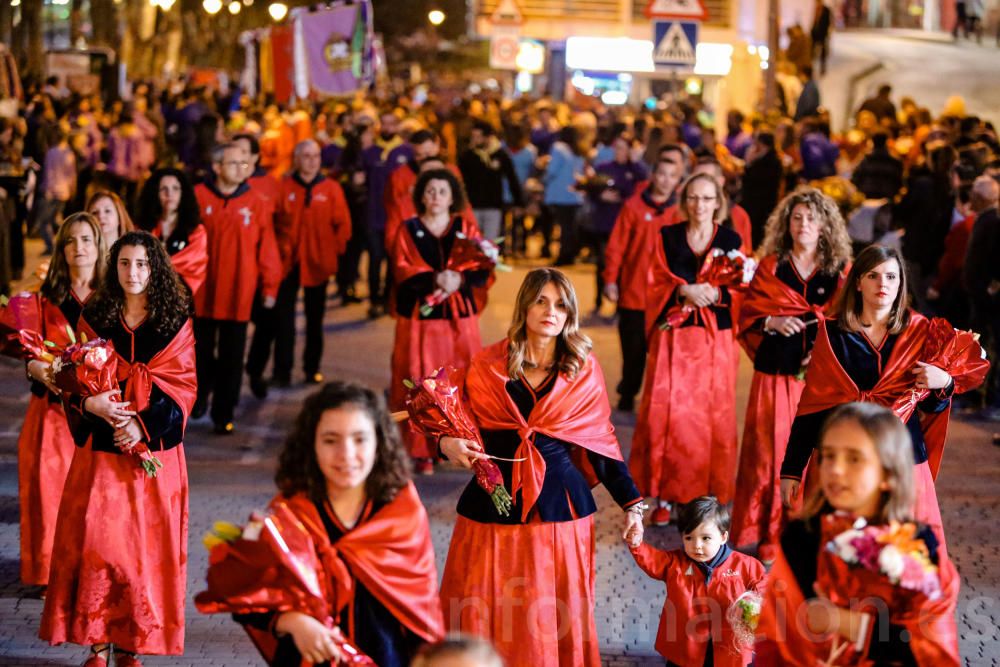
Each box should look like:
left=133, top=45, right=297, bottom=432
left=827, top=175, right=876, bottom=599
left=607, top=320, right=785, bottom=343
left=757, top=402, right=960, bottom=666
left=136, top=167, right=208, bottom=298
left=389, top=168, right=490, bottom=474
left=40, top=232, right=196, bottom=667
left=439, top=267, right=646, bottom=667
left=235, top=381, right=444, bottom=667
left=779, top=245, right=987, bottom=549
left=631, top=172, right=742, bottom=526
left=731, top=187, right=851, bottom=562
left=19, top=213, right=105, bottom=587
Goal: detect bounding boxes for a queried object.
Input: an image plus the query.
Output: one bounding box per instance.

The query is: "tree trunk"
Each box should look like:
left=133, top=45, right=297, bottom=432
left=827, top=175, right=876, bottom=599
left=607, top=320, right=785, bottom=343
left=19, top=0, right=45, bottom=85
left=70, top=0, right=85, bottom=47
left=0, top=2, right=13, bottom=48
left=90, top=0, right=119, bottom=49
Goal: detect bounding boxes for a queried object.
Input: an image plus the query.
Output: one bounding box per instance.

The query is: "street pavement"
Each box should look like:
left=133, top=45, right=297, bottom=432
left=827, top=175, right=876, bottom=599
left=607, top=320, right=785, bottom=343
left=1, top=247, right=999, bottom=666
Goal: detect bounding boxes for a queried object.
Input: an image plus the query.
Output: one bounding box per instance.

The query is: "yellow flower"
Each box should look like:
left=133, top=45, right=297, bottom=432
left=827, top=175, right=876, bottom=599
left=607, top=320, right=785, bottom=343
left=212, top=521, right=243, bottom=541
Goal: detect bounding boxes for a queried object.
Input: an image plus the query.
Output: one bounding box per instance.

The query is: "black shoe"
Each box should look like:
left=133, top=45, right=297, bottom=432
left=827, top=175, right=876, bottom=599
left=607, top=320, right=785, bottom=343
left=305, top=372, right=324, bottom=385
left=271, top=376, right=291, bottom=389
left=213, top=421, right=235, bottom=435
left=191, top=397, right=208, bottom=420
left=248, top=374, right=269, bottom=399
left=617, top=395, right=634, bottom=412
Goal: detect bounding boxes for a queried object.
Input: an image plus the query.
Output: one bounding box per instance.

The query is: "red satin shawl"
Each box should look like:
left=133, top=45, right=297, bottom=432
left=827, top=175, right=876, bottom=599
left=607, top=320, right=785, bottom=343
left=644, top=224, right=723, bottom=337
left=279, top=483, right=445, bottom=644
left=796, top=312, right=951, bottom=478
left=464, top=340, right=623, bottom=521
left=164, top=225, right=209, bottom=297
left=738, top=255, right=846, bottom=359
left=80, top=318, right=198, bottom=426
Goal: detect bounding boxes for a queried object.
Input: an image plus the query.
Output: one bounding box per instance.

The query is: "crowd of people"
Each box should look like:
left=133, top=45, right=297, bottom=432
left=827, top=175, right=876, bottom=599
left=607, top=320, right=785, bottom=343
left=1, top=33, right=999, bottom=667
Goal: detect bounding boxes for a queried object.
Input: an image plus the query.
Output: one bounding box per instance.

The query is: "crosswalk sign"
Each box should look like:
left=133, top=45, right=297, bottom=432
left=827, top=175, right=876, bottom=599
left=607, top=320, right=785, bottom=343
left=653, top=20, right=698, bottom=67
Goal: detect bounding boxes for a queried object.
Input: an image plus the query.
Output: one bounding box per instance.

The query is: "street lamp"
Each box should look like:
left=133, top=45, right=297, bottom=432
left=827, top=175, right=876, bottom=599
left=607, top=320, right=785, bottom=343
left=268, top=2, right=288, bottom=21
left=228, top=0, right=241, bottom=13
left=428, top=9, right=445, bottom=26
left=203, top=0, right=222, bottom=14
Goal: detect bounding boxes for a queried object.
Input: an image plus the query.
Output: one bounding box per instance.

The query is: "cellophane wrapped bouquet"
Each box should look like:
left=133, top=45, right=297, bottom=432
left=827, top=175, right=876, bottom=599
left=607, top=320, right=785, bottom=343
left=660, top=248, right=757, bottom=330
left=420, top=232, right=510, bottom=316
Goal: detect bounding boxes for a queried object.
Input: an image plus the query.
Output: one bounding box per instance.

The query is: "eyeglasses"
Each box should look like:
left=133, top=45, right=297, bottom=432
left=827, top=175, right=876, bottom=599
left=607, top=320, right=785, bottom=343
left=220, top=161, right=249, bottom=168
left=686, top=196, right=718, bottom=203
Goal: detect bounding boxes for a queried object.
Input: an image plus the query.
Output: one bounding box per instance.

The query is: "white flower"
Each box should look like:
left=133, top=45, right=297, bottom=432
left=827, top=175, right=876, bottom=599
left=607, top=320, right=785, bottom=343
left=831, top=529, right=861, bottom=563
left=878, top=545, right=905, bottom=583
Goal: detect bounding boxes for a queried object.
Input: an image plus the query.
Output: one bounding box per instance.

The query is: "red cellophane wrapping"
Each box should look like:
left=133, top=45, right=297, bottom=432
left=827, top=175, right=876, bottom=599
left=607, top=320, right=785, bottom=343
left=660, top=249, right=755, bottom=330
left=0, top=292, right=51, bottom=360
left=891, top=317, right=990, bottom=421
left=404, top=367, right=513, bottom=516
left=194, top=503, right=375, bottom=666
left=420, top=233, right=505, bottom=316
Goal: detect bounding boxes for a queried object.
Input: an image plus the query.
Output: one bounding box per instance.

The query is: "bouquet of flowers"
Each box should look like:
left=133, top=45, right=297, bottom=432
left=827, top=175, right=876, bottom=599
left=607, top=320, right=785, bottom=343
left=50, top=329, right=164, bottom=478
left=196, top=504, right=375, bottom=666
left=825, top=516, right=941, bottom=600
left=660, top=248, right=758, bottom=330
left=891, top=317, right=989, bottom=422
left=726, top=589, right=762, bottom=653
left=403, top=367, right=513, bottom=516
left=0, top=293, right=54, bottom=361
left=420, top=232, right=510, bottom=316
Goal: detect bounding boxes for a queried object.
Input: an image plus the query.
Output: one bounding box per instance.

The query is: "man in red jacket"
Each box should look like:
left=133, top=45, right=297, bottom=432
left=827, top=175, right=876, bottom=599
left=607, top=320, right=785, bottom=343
left=246, top=139, right=351, bottom=394
left=193, top=142, right=282, bottom=435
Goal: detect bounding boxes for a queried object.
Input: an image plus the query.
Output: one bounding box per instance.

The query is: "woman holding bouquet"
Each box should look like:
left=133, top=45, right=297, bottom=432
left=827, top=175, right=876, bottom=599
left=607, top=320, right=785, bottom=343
left=758, top=402, right=960, bottom=665
left=779, top=245, right=989, bottom=550
left=439, top=267, right=645, bottom=666
left=389, top=168, right=491, bottom=474
left=730, top=187, right=851, bottom=562
left=136, top=167, right=208, bottom=298
left=40, top=231, right=196, bottom=667
left=233, top=381, right=444, bottom=666
left=18, top=212, right=105, bottom=587
left=631, top=172, right=743, bottom=526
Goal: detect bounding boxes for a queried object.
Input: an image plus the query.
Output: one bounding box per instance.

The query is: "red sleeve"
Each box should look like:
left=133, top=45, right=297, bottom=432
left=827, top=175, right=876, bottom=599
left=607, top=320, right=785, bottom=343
left=629, top=543, right=672, bottom=580
left=384, top=170, right=409, bottom=254
left=257, top=204, right=283, bottom=300
left=603, top=201, right=634, bottom=286
left=731, top=205, right=753, bottom=254
left=932, top=218, right=971, bottom=292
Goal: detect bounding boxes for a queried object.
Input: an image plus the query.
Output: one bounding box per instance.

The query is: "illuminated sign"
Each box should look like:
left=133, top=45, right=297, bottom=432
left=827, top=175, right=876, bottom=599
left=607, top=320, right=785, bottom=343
left=516, top=39, right=545, bottom=73
left=565, top=36, right=732, bottom=76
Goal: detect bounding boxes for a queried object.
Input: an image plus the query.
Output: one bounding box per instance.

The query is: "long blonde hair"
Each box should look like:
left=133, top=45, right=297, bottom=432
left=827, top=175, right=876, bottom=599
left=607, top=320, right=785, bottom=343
left=40, top=212, right=106, bottom=304
left=757, top=186, right=852, bottom=272
left=802, top=402, right=915, bottom=524
left=506, top=268, right=591, bottom=380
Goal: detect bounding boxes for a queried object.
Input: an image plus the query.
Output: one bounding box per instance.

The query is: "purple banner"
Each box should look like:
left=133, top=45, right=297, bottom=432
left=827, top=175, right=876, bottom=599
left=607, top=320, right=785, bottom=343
left=301, top=5, right=362, bottom=95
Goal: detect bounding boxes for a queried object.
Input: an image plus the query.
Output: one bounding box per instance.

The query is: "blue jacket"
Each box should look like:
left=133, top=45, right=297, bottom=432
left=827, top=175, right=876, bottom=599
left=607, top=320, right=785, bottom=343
left=543, top=141, right=585, bottom=206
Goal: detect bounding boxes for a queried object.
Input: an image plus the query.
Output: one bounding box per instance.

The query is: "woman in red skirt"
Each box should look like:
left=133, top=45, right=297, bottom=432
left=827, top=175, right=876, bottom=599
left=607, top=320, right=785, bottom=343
left=40, top=231, right=196, bottom=667
left=19, top=212, right=105, bottom=587
left=389, top=168, right=491, bottom=474
left=631, top=173, right=742, bottom=526
left=730, top=187, right=851, bottom=562
left=779, top=245, right=989, bottom=553
left=439, top=267, right=645, bottom=666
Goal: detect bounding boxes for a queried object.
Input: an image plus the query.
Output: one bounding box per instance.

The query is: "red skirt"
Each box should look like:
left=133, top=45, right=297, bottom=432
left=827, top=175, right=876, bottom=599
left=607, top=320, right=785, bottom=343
left=730, top=372, right=805, bottom=554
left=389, top=316, right=482, bottom=458
left=18, top=394, right=76, bottom=586
left=440, top=515, right=600, bottom=667
left=630, top=325, right=738, bottom=503
left=39, top=441, right=188, bottom=655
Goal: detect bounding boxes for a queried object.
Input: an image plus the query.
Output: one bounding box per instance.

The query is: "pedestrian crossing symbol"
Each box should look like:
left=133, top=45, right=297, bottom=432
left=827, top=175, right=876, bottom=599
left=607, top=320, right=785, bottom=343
left=653, top=20, right=698, bottom=67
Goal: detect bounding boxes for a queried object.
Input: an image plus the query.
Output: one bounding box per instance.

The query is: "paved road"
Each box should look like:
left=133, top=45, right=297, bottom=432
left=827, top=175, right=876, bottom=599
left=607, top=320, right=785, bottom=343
left=1, top=251, right=998, bottom=666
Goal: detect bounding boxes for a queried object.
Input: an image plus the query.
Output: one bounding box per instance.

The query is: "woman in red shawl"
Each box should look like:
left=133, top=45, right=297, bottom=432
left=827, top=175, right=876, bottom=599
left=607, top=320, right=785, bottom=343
left=18, top=213, right=105, bottom=587
left=136, top=167, right=208, bottom=298
left=389, top=168, right=490, bottom=474
left=40, top=232, right=196, bottom=667
left=730, top=187, right=851, bottom=562
left=779, top=245, right=988, bottom=549
left=631, top=172, right=742, bottom=526
left=757, top=402, right=960, bottom=666
left=439, top=267, right=646, bottom=667
left=235, top=381, right=444, bottom=666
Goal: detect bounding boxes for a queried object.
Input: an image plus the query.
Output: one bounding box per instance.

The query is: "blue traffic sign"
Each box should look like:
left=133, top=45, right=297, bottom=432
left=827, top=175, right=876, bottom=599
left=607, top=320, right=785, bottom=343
left=653, top=20, right=699, bottom=68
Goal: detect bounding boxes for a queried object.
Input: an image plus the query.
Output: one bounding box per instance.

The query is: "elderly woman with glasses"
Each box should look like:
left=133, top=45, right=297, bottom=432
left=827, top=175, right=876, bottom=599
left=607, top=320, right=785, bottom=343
left=630, top=172, right=742, bottom=526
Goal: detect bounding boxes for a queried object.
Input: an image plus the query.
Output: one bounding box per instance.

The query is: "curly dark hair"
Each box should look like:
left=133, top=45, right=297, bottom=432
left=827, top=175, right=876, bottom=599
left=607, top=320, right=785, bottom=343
left=276, top=382, right=411, bottom=506
left=85, top=231, right=191, bottom=337
left=135, top=167, right=202, bottom=241
left=413, top=167, right=467, bottom=216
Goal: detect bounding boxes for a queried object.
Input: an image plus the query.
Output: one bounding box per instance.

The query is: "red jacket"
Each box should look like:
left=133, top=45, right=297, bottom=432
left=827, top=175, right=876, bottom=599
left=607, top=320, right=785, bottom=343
left=631, top=544, right=765, bottom=667
left=194, top=182, right=282, bottom=321
left=248, top=170, right=280, bottom=213
left=274, top=174, right=351, bottom=287
left=932, top=214, right=975, bottom=293
left=602, top=192, right=674, bottom=310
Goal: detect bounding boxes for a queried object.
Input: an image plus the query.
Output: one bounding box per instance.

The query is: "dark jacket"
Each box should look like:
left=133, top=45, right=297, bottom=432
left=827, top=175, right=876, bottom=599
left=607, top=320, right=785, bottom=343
left=458, top=145, right=524, bottom=210
left=741, top=148, right=784, bottom=247
left=963, top=207, right=1000, bottom=298
left=851, top=147, right=904, bottom=199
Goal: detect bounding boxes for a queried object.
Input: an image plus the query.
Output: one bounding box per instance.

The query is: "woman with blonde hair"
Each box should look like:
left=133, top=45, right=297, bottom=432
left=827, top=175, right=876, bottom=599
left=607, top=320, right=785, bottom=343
left=631, top=172, right=742, bottom=526
left=439, top=267, right=644, bottom=666
left=86, top=189, right=134, bottom=250
left=730, top=187, right=851, bottom=562
left=17, top=213, right=104, bottom=587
